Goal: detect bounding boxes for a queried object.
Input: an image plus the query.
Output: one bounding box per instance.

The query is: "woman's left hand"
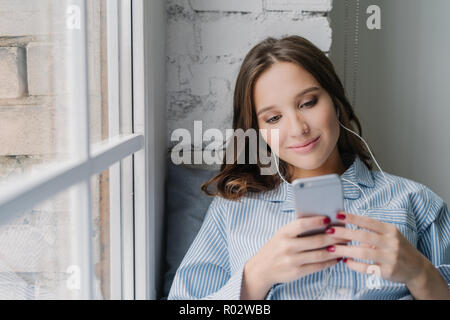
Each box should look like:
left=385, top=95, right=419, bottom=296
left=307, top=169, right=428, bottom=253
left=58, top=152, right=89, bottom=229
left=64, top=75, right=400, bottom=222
left=324, top=211, right=429, bottom=286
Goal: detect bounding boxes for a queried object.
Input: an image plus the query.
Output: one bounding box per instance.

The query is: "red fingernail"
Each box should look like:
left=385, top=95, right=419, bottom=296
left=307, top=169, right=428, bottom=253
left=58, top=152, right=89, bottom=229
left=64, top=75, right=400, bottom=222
left=343, top=258, right=348, bottom=263
left=325, top=227, right=335, bottom=234
left=337, top=257, right=343, bottom=262
left=323, top=217, right=331, bottom=225
left=326, top=245, right=335, bottom=252
left=336, top=213, right=346, bottom=220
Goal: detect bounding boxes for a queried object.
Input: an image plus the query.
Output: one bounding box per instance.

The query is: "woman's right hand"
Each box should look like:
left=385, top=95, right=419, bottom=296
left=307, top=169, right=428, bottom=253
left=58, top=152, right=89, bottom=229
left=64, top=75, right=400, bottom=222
left=242, top=215, right=349, bottom=299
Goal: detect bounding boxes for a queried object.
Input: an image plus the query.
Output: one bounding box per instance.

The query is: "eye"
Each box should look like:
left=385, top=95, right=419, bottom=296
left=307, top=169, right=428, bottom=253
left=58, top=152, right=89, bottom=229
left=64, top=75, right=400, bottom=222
left=266, top=115, right=281, bottom=124
left=299, top=97, right=318, bottom=109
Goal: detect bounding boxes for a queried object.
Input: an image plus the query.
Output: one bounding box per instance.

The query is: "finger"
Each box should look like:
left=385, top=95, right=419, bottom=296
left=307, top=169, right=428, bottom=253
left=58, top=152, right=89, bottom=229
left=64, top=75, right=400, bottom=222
left=336, top=211, right=392, bottom=235
left=332, top=242, right=376, bottom=249
left=298, top=258, right=339, bottom=275
left=335, top=239, right=353, bottom=246
left=295, top=248, right=339, bottom=265
left=358, top=243, right=377, bottom=249
left=343, top=258, right=380, bottom=276
left=325, top=226, right=386, bottom=247
left=332, top=237, right=353, bottom=246
left=284, top=215, right=330, bottom=238
left=326, top=244, right=389, bottom=263
left=292, top=234, right=351, bottom=252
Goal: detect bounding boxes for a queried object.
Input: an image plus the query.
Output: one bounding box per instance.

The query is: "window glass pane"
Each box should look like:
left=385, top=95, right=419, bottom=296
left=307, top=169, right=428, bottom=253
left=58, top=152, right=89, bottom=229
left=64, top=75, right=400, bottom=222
left=0, top=1, right=70, bottom=181
left=91, top=169, right=110, bottom=300
left=0, top=0, right=110, bottom=183
left=87, top=0, right=109, bottom=146
left=0, top=0, right=123, bottom=299
left=0, top=187, right=77, bottom=299
left=0, top=170, right=113, bottom=300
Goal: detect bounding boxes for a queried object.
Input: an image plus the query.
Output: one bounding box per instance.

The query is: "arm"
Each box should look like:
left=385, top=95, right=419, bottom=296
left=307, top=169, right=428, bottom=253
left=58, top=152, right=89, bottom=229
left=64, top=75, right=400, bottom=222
left=413, top=194, right=450, bottom=299
left=406, top=258, right=449, bottom=299
left=168, top=200, right=245, bottom=300
left=241, top=256, right=273, bottom=300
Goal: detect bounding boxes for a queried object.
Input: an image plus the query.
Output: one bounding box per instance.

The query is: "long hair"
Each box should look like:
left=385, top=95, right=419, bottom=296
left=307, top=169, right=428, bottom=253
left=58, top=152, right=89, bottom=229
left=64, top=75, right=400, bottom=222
left=201, top=35, right=372, bottom=200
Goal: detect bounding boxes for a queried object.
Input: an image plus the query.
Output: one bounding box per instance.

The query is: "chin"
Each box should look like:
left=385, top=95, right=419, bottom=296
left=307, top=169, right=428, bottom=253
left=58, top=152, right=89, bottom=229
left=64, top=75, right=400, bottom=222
left=284, top=152, right=326, bottom=171
left=282, top=157, right=318, bottom=171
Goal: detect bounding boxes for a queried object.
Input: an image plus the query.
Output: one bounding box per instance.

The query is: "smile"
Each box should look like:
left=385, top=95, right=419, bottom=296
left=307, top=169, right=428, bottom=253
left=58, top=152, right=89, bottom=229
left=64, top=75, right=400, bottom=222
left=288, top=136, right=320, bottom=153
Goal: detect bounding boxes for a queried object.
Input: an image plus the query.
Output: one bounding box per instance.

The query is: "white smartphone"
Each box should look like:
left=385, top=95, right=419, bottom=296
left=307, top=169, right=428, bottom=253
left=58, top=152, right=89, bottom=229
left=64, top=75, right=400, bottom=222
left=292, top=173, right=345, bottom=237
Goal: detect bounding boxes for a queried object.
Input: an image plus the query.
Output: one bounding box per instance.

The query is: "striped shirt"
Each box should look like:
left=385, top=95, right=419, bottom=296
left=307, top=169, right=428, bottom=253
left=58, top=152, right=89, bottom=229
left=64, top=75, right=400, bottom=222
left=168, top=154, right=450, bottom=300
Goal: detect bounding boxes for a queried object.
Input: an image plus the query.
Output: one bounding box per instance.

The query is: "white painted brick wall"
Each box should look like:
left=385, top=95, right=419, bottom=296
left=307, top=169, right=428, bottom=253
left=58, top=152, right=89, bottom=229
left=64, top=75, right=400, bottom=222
left=166, top=0, right=334, bottom=146
left=26, top=43, right=53, bottom=96
left=0, top=47, right=27, bottom=98
left=266, top=0, right=332, bottom=12
left=0, top=103, right=57, bottom=156
left=200, top=15, right=331, bottom=57
left=26, top=42, right=71, bottom=97
left=0, top=0, right=52, bottom=36
left=190, top=0, right=263, bottom=12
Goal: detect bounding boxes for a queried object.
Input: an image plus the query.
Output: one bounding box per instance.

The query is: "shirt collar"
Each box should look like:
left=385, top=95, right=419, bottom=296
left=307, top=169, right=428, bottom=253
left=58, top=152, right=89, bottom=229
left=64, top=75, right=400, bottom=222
left=256, top=154, right=375, bottom=212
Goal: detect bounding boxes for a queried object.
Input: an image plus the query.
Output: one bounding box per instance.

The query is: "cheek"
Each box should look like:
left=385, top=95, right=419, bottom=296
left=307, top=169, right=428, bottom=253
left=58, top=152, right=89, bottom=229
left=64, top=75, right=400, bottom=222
left=318, top=108, right=339, bottom=139
left=328, top=113, right=340, bottom=139
left=259, top=127, right=284, bottom=155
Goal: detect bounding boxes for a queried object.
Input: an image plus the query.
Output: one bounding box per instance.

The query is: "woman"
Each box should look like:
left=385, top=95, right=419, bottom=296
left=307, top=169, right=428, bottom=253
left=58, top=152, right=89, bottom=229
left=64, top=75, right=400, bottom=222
left=168, top=36, right=450, bottom=300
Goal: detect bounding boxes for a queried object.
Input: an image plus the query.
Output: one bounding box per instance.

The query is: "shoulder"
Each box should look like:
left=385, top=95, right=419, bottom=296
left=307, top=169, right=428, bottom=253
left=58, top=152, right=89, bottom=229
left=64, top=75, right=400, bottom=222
left=206, top=192, right=272, bottom=219
left=371, top=170, right=441, bottom=203
left=371, top=170, right=447, bottom=228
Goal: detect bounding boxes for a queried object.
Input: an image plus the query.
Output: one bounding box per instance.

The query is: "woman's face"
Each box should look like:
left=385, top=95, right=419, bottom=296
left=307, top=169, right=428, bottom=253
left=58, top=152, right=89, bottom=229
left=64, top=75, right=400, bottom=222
left=253, top=61, right=342, bottom=178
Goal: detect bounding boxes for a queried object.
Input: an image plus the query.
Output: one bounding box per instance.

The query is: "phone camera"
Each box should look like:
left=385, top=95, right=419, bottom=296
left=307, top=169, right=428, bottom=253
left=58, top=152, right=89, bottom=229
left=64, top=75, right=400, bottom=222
left=299, top=183, right=304, bottom=188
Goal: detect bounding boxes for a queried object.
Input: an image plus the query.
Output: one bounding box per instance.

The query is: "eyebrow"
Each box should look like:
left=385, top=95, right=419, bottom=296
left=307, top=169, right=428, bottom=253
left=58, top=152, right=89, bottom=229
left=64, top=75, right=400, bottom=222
left=256, top=86, right=320, bottom=116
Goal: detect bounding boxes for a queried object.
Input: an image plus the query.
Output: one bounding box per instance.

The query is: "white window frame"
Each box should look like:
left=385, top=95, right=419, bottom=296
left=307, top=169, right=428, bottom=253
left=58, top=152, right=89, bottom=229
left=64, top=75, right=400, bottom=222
left=0, top=0, right=166, bottom=300
left=132, top=0, right=167, bottom=300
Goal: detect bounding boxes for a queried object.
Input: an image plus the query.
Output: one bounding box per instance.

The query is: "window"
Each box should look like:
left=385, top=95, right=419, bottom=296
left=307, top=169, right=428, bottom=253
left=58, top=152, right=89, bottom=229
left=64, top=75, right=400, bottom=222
left=0, top=0, right=166, bottom=299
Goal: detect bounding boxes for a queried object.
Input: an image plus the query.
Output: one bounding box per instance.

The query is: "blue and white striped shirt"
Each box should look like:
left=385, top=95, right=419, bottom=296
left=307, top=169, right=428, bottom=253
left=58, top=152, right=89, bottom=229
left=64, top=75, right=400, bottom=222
left=168, top=155, right=450, bottom=299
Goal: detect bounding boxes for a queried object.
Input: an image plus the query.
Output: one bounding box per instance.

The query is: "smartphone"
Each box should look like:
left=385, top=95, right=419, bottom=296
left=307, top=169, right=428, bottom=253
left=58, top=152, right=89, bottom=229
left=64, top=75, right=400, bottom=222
left=292, top=173, right=345, bottom=237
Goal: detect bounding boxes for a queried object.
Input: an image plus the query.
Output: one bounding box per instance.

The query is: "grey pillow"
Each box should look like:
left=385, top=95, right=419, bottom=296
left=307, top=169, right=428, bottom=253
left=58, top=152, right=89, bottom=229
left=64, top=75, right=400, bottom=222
left=161, top=162, right=219, bottom=299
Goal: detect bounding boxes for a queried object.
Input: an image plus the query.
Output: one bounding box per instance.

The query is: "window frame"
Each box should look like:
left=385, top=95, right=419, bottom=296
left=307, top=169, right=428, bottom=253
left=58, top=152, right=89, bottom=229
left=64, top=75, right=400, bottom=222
left=131, top=0, right=167, bottom=300
left=0, top=0, right=166, bottom=300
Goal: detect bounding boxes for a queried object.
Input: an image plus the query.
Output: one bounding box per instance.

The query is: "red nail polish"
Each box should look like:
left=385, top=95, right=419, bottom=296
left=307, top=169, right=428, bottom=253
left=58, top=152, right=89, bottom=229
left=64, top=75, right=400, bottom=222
left=326, top=245, right=335, bottom=252
left=343, top=258, right=348, bottom=263
left=336, top=213, right=346, bottom=220
left=323, top=217, right=331, bottom=225
left=337, top=257, right=343, bottom=262
left=325, top=227, right=335, bottom=234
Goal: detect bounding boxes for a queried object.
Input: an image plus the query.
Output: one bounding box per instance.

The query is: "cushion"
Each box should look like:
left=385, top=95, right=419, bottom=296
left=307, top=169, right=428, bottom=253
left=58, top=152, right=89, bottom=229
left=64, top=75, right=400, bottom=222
left=161, top=162, right=219, bottom=299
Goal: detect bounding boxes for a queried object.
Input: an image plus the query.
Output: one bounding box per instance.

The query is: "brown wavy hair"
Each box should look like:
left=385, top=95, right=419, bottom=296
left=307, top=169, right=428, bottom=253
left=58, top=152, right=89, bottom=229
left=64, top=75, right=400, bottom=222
left=201, top=35, right=372, bottom=200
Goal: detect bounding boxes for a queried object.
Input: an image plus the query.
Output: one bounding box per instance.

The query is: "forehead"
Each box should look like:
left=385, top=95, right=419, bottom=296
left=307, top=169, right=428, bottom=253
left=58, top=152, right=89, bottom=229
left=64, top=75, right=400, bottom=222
left=253, top=62, right=318, bottom=107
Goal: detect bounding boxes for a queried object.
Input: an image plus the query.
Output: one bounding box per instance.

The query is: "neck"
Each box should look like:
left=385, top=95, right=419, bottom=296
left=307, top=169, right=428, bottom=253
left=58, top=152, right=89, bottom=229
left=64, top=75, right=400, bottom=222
left=289, top=148, right=347, bottom=182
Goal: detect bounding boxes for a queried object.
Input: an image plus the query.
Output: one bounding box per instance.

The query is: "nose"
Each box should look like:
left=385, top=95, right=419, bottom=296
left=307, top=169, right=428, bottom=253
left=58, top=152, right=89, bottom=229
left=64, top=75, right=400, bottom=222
left=287, top=111, right=309, bottom=138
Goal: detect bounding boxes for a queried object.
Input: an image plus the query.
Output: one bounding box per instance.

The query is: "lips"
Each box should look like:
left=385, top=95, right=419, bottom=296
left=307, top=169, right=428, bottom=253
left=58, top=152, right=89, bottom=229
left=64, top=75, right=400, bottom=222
left=289, top=136, right=320, bottom=149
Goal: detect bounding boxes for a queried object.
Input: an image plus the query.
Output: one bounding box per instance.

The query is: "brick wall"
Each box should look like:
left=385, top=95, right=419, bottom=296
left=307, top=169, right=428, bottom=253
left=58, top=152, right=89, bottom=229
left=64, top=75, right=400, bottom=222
left=0, top=0, right=108, bottom=299
left=166, top=0, right=333, bottom=149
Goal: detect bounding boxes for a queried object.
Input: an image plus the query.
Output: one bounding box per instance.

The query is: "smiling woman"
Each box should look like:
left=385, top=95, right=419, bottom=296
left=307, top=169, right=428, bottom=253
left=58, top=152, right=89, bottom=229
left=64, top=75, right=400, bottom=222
left=201, top=36, right=372, bottom=200
left=254, top=61, right=347, bottom=179
left=169, top=35, right=450, bottom=300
